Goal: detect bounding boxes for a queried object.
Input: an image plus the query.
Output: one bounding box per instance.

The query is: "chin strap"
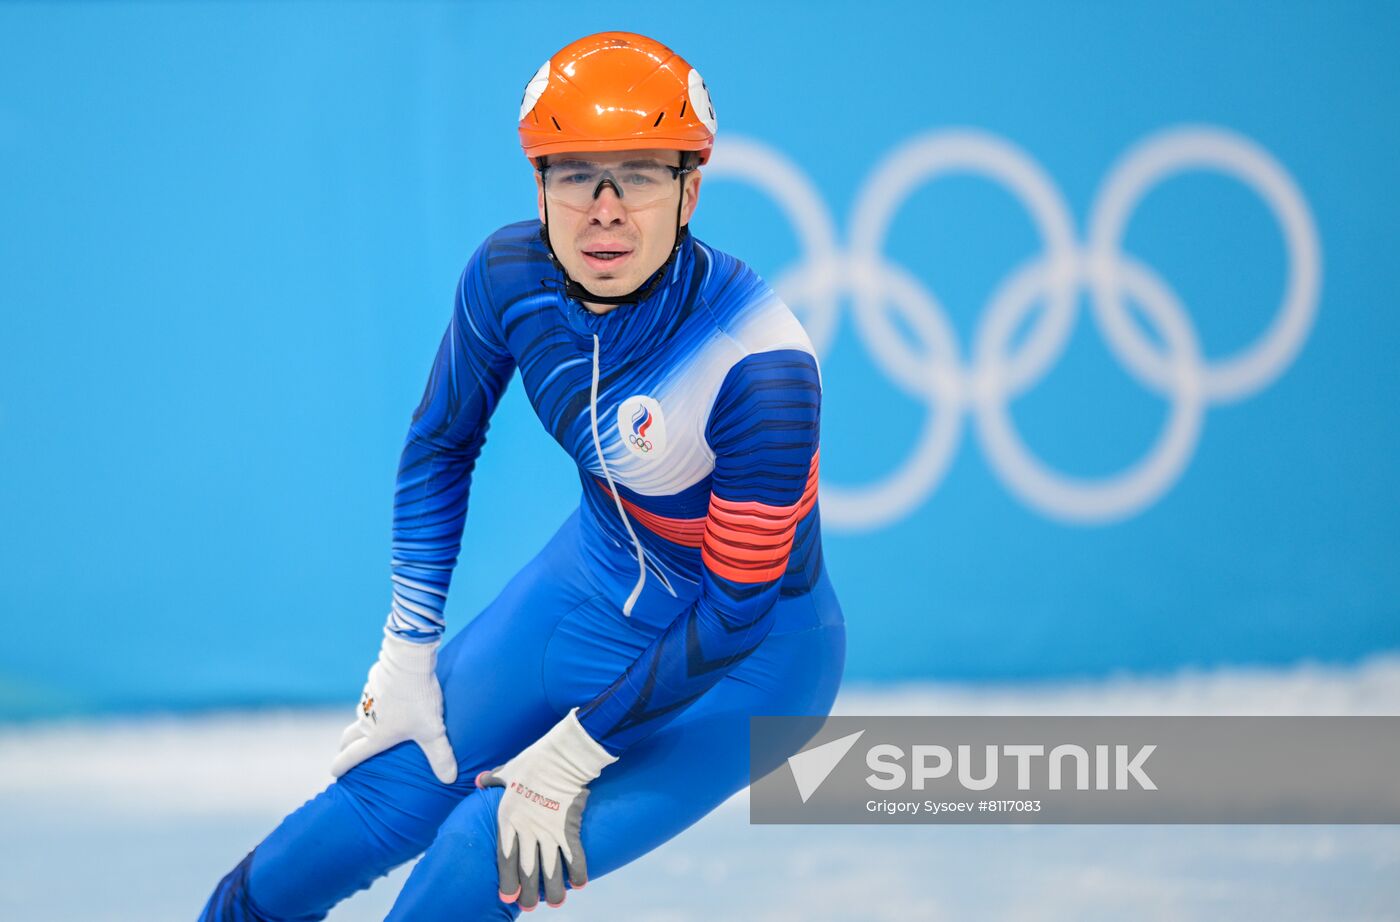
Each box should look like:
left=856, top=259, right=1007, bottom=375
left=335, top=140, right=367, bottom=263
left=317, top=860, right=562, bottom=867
left=539, top=182, right=688, bottom=307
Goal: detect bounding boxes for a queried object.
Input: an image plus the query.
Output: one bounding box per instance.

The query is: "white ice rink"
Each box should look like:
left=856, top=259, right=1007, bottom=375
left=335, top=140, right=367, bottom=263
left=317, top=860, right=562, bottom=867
left=3, top=656, right=1399, bottom=921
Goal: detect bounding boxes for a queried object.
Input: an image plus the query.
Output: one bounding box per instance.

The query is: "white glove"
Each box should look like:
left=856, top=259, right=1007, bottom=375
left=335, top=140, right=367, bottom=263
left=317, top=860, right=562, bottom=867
left=475, top=707, right=618, bottom=910
left=331, top=629, right=458, bottom=784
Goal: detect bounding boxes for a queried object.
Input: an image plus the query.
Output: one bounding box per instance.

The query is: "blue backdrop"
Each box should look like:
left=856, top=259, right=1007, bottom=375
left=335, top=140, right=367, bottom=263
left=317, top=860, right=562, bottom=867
left=3, top=2, right=1397, bottom=717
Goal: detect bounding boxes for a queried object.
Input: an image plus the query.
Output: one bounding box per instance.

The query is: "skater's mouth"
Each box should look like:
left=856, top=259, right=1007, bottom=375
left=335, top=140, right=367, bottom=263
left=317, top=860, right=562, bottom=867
left=579, top=246, right=634, bottom=273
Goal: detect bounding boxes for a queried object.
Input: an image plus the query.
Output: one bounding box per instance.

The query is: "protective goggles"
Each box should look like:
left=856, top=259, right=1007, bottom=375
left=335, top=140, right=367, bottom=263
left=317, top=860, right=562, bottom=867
left=540, top=158, right=694, bottom=209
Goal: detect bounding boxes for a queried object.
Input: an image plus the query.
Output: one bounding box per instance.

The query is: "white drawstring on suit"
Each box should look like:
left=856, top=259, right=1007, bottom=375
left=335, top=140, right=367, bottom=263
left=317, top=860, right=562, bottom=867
left=589, top=333, right=647, bottom=617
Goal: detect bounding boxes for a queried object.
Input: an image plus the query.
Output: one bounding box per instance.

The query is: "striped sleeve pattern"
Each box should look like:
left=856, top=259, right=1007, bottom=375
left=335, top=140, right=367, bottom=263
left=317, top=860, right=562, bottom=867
left=386, top=246, right=515, bottom=642
left=577, top=348, right=821, bottom=753
left=702, top=451, right=819, bottom=583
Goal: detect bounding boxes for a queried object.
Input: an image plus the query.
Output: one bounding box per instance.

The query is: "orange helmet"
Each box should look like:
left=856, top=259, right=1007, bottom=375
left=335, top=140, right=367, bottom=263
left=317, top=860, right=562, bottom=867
left=518, top=31, right=717, bottom=168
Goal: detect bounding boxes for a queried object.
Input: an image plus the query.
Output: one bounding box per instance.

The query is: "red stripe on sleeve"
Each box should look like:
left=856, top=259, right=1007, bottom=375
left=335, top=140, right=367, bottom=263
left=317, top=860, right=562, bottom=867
left=592, top=449, right=821, bottom=581
left=701, top=450, right=820, bottom=584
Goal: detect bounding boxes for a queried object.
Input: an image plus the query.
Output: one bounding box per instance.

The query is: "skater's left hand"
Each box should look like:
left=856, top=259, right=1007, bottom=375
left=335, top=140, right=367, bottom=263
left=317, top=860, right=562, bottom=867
left=331, top=629, right=459, bottom=784
left=475, top=707, right=617, bottom=910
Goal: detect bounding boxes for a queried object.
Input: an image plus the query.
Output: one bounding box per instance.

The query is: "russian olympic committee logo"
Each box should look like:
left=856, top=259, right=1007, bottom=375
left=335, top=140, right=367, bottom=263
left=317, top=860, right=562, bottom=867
left=705, top=127, right=1322, bottom=531
left=619, top=396, right=667, bottom=458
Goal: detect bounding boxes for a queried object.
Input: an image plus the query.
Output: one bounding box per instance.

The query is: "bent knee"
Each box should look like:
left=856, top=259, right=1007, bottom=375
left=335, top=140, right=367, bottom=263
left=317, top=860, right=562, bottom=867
left=200, top=851, right=308, bottom=922
left=389, top=789, right=519, bottom=920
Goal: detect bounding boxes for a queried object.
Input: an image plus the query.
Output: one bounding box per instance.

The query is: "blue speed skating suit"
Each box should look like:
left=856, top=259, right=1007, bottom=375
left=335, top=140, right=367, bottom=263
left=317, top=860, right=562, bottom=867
left=200, top=221, right=845, bottom=920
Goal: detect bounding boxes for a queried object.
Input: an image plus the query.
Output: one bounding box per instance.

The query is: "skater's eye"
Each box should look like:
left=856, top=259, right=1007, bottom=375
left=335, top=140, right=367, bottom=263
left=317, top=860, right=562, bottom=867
left=558, top=170, right=599, bottom=185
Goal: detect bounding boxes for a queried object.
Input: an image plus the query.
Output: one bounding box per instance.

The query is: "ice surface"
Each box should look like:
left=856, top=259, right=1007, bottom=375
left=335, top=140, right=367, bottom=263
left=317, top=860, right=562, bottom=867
left=3, top=656, right=1398, bottom=921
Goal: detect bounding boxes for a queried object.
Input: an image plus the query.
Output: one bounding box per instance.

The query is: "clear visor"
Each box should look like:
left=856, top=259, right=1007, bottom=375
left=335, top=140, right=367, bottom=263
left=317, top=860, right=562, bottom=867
left=541, top=158, right=692, bottom=209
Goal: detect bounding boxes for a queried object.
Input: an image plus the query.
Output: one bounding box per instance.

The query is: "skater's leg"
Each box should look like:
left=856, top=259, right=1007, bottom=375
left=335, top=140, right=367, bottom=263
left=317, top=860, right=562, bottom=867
left=198, top=742, right=465, bottom=922
left=199, top=512, right=600, bottom=921
left=385, top=575, right=846, bottom=919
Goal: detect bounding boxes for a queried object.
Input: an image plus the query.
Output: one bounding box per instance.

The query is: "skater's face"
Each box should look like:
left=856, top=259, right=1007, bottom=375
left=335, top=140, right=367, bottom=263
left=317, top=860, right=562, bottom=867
left=536, top=148, right=702, bottom=308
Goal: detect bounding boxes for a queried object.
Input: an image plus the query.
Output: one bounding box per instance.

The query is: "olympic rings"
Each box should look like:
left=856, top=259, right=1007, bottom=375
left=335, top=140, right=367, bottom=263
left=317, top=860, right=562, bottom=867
left=704, top=126, right=1321, bottom=529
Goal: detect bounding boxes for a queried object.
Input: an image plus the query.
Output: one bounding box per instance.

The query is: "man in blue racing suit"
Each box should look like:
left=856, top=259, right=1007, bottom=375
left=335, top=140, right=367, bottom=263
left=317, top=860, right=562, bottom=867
left=201, top=30, right=844, bottom=920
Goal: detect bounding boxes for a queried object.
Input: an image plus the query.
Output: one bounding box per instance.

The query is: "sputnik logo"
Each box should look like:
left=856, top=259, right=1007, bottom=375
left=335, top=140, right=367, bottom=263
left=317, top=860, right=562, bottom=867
left=787, top=730, right=865, bottom=803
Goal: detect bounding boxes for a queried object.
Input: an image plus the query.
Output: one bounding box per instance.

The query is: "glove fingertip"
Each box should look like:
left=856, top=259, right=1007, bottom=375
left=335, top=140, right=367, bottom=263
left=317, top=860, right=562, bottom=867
left=338, top=722, right=362, bottom=749
left=422, top=734, right=459, bottom=785
left=426, top=753, right=457, bottom=785
left=330, top=736, right=380, bottom=780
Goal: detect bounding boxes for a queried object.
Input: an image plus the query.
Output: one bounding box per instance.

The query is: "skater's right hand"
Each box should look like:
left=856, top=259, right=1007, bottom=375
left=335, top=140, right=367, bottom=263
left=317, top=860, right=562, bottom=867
left=475, top=707, right=617, bottom=910
left=330, top=629, right=459, bottom=784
